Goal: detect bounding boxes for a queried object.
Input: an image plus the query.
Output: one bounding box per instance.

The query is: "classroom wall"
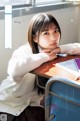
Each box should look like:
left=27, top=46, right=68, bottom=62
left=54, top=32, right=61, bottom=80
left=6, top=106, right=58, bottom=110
left=0, top=6, right=80, bottom=81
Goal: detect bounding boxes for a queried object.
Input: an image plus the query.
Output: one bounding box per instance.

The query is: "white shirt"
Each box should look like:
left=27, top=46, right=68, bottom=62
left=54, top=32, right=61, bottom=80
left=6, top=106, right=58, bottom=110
left=0, top=42, right=49, bottom=116
left=60, top=43, right=80, bottom=55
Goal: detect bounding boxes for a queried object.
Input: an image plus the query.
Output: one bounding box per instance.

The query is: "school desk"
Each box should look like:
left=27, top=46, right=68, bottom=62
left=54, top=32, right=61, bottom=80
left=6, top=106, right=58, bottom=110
left=32, top=55, right=80, bottom=81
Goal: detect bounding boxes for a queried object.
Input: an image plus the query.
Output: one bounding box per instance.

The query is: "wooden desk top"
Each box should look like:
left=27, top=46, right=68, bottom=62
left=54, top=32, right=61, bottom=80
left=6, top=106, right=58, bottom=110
left=33, top=55, right=80, bottom=80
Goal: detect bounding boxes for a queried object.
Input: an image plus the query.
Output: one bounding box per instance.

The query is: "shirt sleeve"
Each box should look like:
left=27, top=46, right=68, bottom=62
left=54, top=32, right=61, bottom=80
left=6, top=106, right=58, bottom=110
left=59, top=43, right=80, bottom=55
left=7, top=45, right=49, bottom=80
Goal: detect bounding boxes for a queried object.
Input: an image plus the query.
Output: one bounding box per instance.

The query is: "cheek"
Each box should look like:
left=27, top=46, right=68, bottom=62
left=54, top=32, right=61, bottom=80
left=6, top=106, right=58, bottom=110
left=39, top=38, right=49, bottom=47
left=58, top=33, right=60, bottom=39
left=56, top=34, right=60, bottom=42
left=40, top=40, right=49, bottom=46
left=57, top=38, right=60, bottom=43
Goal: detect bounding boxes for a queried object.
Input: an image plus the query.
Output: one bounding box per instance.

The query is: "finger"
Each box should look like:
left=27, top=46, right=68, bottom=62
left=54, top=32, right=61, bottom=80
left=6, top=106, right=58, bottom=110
left=49, top=47, right=61, bottom=55
left=42, top=49, right=52, bottom=53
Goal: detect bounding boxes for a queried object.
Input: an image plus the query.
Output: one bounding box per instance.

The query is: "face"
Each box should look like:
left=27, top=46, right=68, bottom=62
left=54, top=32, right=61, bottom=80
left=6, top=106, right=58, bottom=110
left=34, top=24, right=60, bottom=50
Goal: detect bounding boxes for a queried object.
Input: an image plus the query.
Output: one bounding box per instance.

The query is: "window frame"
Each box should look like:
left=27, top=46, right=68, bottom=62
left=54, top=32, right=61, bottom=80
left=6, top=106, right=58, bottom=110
left=0, top=0, right=80, bottom=19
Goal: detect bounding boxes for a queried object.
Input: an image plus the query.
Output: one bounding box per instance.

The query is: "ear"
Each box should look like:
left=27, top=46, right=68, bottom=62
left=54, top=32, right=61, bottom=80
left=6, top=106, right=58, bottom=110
left=33, top=35, right=38, bottom=43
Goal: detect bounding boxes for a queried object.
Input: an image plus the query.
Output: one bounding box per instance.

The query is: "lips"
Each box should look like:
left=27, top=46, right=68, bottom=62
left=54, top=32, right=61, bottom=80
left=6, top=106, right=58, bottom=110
left=49, top=43, right=57, bottom=46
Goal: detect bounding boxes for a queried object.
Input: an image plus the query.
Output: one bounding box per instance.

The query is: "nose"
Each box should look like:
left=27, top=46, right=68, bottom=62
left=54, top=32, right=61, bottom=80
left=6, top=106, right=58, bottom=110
left=50, top=34, right=56, bottom=42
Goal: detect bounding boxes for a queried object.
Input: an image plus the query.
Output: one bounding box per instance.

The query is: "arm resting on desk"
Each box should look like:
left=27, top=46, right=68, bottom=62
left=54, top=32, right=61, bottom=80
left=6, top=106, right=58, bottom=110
left=60, top=43, right=80, bottom=55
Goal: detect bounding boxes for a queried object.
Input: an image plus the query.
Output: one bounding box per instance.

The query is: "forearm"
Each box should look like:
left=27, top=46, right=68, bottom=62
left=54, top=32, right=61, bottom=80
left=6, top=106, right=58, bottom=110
left=7, top=53, right=48, bottom=79
left=60, top=43, right=80, bottom=55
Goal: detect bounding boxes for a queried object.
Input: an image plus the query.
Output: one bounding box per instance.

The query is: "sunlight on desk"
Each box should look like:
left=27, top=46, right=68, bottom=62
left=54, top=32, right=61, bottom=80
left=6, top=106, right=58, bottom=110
left=33, top=55, right=80, bottom=81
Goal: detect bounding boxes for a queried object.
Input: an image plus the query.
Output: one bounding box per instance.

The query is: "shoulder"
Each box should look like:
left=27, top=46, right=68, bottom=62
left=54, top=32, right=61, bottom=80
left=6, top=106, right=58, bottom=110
left=17, top=42, right=31, bottom=51
left=13, top=42, right=32, bottom=56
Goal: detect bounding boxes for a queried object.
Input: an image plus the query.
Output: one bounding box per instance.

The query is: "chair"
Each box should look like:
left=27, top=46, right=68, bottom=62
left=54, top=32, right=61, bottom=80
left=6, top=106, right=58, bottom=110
left=45, top=76, right=80, bottom=121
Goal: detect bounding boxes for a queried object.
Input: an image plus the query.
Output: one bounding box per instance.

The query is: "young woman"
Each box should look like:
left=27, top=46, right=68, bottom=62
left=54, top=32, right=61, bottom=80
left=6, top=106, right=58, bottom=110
left=0, top=13, right=61, bottom=121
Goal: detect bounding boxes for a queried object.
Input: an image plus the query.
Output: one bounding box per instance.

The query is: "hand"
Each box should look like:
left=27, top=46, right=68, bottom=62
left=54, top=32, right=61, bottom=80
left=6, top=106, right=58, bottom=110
left=47, top=53, right=57, bottom=61
left=42, top=47, right=61, bottom=55
left=41, top=49, right=57, bottom=61
left=49, top=47, right=61, bottom=56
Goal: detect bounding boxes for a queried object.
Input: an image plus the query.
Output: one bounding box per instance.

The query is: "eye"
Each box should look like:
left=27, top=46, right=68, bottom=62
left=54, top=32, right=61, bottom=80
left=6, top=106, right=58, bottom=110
left=54, top=29, right=59, bottom=33
left=43, top=31, right=49, bottom=35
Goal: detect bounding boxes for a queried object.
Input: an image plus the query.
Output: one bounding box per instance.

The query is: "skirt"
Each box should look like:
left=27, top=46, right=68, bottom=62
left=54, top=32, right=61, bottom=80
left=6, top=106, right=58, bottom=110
left=0, top=106, right=45, bottom=121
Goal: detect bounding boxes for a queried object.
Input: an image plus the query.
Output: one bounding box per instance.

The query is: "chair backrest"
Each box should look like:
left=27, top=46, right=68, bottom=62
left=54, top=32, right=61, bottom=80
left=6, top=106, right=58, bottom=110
left=45, top=76, right=80, bottom=121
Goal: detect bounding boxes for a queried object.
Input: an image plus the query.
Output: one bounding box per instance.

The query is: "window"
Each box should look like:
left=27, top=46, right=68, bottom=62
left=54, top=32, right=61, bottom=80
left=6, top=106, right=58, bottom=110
left=0, top=0, right=79, bottom=9
left=1, top=0, right=79, bottom=7
left=36, top=0, right=63, bottom=6
left=0, top=0, right=30, bottom=6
